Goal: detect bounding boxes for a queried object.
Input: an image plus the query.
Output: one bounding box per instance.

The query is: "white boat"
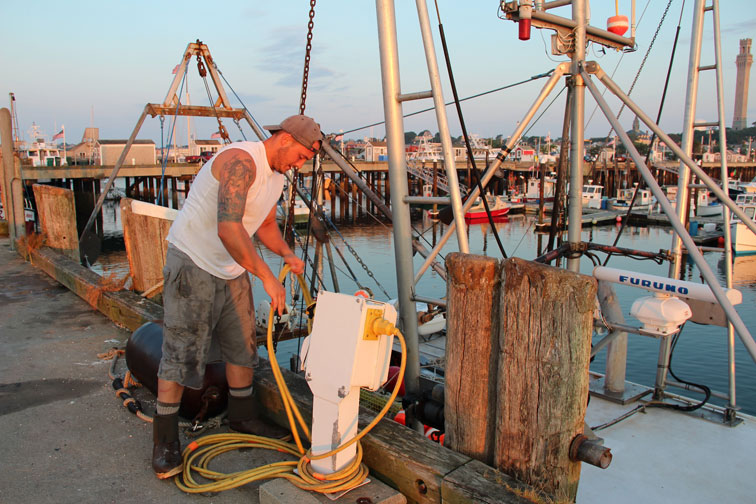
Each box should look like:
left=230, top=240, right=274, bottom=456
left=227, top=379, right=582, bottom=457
left=736, top=175, right=756, bottom=194
left=582, top=183, right=604, bottom=209
left=663, top=185, right=722, bottom=218
left=524, top=175, right=556, bottom=202
left=18, top=123, right=67, bottom=167
left=610, top=187, right=652, bottom=212
left=280, top=195, right=311, bottom=227
left=407, top=134, right=441, bottom=162
left=730, top=193, right=756, bottom=255
left=467, top=134, right=496, bottom=162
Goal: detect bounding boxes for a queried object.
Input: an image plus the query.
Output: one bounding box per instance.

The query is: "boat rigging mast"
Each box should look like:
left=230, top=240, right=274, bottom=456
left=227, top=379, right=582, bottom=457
left=376, top=0, right=756, bottom=423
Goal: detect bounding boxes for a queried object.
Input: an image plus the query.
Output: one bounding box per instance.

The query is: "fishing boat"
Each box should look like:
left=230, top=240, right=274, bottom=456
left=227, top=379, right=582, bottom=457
left=524, top=175, right=556, bottom=202
left=464, top=194, right=510, bottom=221
left=369, top=2, right=756, bottom=503
left=730, top=193, right=756, bottom=255
left=279, top=193, right=311, bottom=227
left=582, top=183, right=604, bottom=209
left=18, top=123, right=66, bottom=167
left=610, top=186, right=652, bottom=212
left=666, top=185, right=722, bottom=218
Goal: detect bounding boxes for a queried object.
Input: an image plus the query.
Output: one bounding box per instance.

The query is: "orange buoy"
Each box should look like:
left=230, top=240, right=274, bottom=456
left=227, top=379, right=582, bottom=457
left=393, top=410, right=406, bottom=425
left=616, top=215, right=622, bottom=223
left=425, top=427, right=445, bottom=445
left=393, top=410, right=433, bottom=433
left=607, top=15, right=629, bottom=36
left=718, top=236, right=725, bottom=246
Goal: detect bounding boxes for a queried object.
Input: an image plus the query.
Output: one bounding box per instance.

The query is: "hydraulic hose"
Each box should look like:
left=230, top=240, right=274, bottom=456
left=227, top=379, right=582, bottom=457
left=175, top=265, right=407, bottom=494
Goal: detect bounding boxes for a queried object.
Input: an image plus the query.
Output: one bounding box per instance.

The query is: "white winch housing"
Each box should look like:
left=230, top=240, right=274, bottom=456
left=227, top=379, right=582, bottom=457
left=300, top=291, right=397, bottom=474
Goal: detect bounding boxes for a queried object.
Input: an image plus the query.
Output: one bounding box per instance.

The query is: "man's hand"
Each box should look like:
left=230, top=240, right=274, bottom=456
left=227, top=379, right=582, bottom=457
left=283, top=252, right=305, bottom=276
left=262, top=274, right=287, bottom=316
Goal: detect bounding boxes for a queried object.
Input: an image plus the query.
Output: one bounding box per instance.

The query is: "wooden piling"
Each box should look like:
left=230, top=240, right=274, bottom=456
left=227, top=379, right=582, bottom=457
left=120, top=198, right=175, bottom=295
left=445, top=253, right=501, bottom=464
left=32, top=184, right=80, bottom=261
left=495, top=257, right=596, bottom=502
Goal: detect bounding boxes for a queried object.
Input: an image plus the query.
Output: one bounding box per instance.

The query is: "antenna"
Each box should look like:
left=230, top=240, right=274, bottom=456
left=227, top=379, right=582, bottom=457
left=9, top=93, right=22, bottom=148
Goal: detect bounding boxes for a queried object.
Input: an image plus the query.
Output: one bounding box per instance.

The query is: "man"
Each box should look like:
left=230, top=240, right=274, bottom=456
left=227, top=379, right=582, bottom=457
left=152, top=115, right=322, bottom=479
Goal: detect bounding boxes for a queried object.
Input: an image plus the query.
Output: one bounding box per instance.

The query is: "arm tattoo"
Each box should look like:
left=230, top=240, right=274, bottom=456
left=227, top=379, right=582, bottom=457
left=217, top=151, right=256, bottom=223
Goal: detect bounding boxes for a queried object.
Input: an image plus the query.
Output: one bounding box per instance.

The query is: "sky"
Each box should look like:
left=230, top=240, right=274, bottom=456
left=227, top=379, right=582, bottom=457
left=1, top=0, right=754, bottom=147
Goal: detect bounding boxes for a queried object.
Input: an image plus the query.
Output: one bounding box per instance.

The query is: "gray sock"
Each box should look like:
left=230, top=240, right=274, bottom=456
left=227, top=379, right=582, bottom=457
left=228, top=385, right=253, bottom=398
left=156, top=401, right=180, bottom=416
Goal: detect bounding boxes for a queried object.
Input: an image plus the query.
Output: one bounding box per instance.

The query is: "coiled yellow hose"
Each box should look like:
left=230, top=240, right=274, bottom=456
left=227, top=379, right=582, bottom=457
left=175, top=265, right=406, bottom=494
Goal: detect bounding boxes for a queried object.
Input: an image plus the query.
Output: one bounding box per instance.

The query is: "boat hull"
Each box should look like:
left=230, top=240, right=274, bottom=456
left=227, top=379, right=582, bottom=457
left=609, top=203, right=651, bottom=212
left=465, top=206, right=510, bottom=221
left=731, top=221, right=756, bottom=255
left=696, top=203, right=723, bottom=218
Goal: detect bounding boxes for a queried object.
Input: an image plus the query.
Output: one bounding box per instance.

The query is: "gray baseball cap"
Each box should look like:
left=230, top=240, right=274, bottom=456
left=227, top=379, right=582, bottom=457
left=264, top=115, right=323, bottom=152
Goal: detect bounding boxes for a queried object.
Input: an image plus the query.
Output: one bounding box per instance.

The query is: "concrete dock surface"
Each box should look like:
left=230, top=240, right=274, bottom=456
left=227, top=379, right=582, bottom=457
left=0, top=236, right=268, bottom=503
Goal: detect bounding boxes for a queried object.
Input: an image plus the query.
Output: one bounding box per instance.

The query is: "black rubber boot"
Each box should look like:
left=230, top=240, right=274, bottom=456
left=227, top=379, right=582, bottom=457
left=227, top=394, right=288, bottom=438
left=152, top=413, right=182, bottom=479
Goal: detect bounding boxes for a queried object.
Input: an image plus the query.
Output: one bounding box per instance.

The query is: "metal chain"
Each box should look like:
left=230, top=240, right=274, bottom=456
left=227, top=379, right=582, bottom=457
left=299, top=0, right=316, bottom=115
left=612, top=0, right=674, bottom=124
left=344, top=238, right=390, bottom=299
left=285, top=172, right=299, bottom=247
left=322, top=211, right=391, bottom=299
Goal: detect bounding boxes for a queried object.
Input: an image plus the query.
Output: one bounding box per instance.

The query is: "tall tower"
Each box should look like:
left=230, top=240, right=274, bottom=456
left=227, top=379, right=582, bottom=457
left=733, top=38, right=753, bottom=130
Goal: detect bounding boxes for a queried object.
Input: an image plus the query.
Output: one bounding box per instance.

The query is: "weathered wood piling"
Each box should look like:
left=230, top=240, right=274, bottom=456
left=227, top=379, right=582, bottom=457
left=446, top=253, right=597, bottom=502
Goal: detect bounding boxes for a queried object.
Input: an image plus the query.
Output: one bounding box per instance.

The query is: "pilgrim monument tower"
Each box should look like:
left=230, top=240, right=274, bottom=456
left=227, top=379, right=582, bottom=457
left=733, top=38, right=752, bottom=130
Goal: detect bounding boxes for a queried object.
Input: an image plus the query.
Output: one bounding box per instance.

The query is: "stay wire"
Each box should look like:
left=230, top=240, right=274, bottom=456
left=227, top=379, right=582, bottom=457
left=326, top=145, right=446, bottom=263
left=338, top=70, right=554, bottom=137
left=605, top=0, right=675, bottom=141
left=585, top=0, right=654, bottom=129
left=158, top=60, right=188, bottom=206
left=434, top=3, right=507, bottom=258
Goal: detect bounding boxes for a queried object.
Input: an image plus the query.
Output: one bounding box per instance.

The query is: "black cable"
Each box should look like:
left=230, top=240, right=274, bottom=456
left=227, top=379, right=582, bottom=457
left=647, top=323, right=711, bottom=412
left=435, top=15, right=507, bottom=258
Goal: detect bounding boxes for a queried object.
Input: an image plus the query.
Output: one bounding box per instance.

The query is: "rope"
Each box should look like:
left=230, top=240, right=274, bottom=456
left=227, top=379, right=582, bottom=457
left=175, top=267, right=407, bottom=494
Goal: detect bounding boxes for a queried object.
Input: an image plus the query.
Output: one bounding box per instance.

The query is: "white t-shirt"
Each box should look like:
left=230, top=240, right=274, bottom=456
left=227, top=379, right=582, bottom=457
left=167, top=141, right=285, bottom=279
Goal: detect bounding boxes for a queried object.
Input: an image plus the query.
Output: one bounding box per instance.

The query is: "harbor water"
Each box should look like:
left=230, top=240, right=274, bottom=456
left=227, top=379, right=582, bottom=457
left=95, top=201, right=756, bottom=417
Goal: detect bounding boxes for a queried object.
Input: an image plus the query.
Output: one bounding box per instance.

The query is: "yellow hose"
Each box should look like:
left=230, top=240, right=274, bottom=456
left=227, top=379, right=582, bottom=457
left=175, top=265, right=407, bottom=494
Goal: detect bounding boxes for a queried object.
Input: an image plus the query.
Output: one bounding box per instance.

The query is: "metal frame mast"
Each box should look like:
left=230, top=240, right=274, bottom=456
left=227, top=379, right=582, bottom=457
left=375, top=0, right=469, bottom=427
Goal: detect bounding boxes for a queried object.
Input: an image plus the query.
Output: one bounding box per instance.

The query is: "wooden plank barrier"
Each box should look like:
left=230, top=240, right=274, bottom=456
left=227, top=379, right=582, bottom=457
left=445, top=254, right=597, bottom=502
left=120, top=198, right=177, bottom=295
left=32, top=184, right=80, bottom=261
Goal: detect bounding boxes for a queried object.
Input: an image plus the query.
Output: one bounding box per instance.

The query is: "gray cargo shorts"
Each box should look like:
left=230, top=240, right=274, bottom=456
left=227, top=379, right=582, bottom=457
left=158, top=244, right=258, bottom=390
